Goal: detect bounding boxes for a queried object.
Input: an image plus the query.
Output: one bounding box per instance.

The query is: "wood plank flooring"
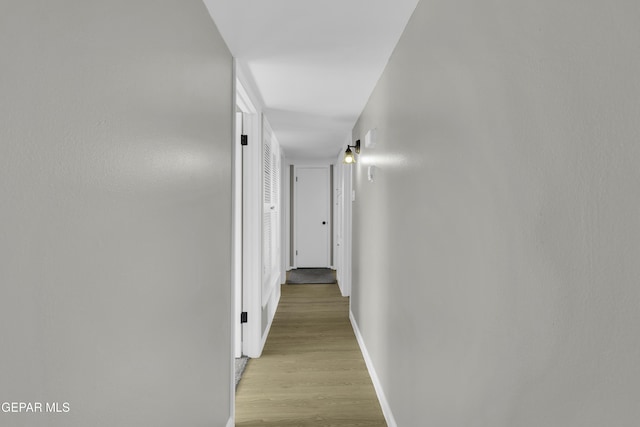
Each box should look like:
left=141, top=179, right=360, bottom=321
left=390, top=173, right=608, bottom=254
left=235, top=284, right=387, bottom=427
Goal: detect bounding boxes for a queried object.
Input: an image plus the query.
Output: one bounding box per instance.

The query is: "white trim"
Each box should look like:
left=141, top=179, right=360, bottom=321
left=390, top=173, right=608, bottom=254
left=349, top=311, right=397, bottom=427
left=230, top=66, right=238, bottom=427
left=282, top=158, right=290, bottom=281
left=333, top=158, right=341, bottom=284
left=262, top=277, right=277, bottom=308
left=235, top=60, right=266, bottom=111
left=242, top=110, right=263, bottom=358
left=226, top=416, right=234, bottom=427
left=342, top=162, right=353, bottom=296
left=233, top=111, right=243, bottom=359
left=334, top=153, right=344, bottom=294
left=261, top=286, right=281, bottom=349
left=285, top=161, right=296, bottom=271
left=236, top=78, right=257, bottom=114
left=334, top=138, right=353, bottom=297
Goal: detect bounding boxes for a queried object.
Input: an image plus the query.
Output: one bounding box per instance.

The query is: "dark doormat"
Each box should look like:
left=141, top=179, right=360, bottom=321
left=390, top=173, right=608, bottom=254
left=286, top=268, right=337, bottom=284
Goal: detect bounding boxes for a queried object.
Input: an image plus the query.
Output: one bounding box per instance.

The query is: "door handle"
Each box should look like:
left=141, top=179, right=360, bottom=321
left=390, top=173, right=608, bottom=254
left=322, top=221, right=326, bottom=225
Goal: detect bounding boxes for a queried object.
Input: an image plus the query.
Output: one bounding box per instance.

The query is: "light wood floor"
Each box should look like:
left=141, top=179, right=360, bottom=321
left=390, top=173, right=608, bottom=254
left=235, top=284, right=387, bottom=427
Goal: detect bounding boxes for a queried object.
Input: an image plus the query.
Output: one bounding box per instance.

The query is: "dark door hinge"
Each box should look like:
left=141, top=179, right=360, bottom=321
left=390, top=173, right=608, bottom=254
left=240, top=312, right=248, bottom=323
left=241, top=135, right=248, bottom=146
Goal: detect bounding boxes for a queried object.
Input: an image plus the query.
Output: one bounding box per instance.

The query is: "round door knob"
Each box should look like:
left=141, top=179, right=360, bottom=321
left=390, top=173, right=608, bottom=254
left=322, top=221, right=326, bottom=224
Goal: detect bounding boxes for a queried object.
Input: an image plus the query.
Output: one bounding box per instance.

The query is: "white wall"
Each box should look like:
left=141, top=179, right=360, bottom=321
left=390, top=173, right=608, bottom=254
left=351, top=0, right=640, bottom=425
left=0, top=1, right=233, bottom=426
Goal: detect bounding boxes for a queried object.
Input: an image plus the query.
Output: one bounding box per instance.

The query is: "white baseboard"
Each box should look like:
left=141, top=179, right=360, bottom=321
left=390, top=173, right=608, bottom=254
left=226, top=416, right=234, bottom=427
left=349, top=311, right=397, bottom=427
left=260, top=286, right=282, bottom=351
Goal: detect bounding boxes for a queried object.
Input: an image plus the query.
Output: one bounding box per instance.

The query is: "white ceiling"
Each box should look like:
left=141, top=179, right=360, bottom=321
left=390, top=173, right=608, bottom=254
left=203, top=0, right=420, bottom=159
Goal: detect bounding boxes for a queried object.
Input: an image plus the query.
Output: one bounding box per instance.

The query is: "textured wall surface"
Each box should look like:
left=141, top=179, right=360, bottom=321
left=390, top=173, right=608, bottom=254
left=0, top=1, right=233, bottom=425
left=351, top=0, right=640, bottom=425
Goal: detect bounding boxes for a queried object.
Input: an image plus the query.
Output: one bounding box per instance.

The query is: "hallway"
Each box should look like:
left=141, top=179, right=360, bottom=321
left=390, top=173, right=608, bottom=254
left=235, top=284, right=386, bottom=426
left=3, top=1, right=640, bottom=426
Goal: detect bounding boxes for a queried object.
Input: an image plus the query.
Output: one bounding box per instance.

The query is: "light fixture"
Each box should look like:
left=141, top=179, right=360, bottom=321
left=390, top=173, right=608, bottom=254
left=343, top=139, right=361, bottom=164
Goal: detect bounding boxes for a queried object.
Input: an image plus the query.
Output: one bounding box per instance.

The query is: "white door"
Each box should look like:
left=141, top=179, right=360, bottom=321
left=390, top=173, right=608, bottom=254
left=295, top=167, right=330, bottom=267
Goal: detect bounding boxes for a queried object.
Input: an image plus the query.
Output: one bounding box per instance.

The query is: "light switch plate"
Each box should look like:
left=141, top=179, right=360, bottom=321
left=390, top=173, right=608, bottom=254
left=368, top=165, right=376, bottom=182
left=364, top=128, right=377, bottom=148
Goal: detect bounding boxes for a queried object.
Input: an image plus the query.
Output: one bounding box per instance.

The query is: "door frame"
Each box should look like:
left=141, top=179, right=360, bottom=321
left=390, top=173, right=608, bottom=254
left=293, top=165, right=331, bottom=269
left=235, top=78, right=257, bottom=359
left=334, top=146, right=353, bottom=297
left=233, top=110, right=243, bottom=359
left=236, top=78, right=262, bottom=360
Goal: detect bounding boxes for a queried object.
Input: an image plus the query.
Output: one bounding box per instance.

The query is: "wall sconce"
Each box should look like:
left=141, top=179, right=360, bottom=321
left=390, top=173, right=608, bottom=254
left=344, top=139, right=361, bottom=164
